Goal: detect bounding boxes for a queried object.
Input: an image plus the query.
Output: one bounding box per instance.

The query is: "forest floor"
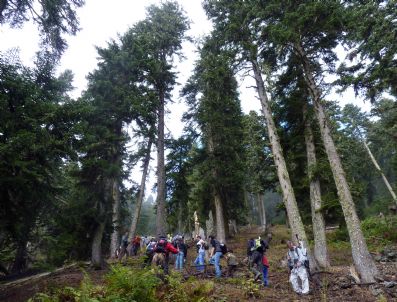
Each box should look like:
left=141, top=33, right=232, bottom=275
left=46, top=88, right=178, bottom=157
left=0, top=225, right=396, bottom=302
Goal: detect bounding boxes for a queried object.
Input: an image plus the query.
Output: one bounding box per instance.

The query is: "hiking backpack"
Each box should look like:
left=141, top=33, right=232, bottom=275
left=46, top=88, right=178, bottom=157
left=155, top=239, right=167, bottom=253
left=220, top=243, right=228, bottom=255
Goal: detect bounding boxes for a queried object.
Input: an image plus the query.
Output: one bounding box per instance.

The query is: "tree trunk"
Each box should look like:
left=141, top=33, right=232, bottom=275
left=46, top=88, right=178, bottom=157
left=207, top=130, right=226, bottom=243
left=303, top=106, right=330, bottom=268
left=362, top=140, right=397, bottom=205
left=259, top=193, right=266, bottom=229
left=206, top=210, right=215, bottom=239
left=156, top=90, right=167, bottom=238
left=295, top=42, right=379, bottom=282
left=110, top=179, right=120, bottom=258
left=256, top=193, right=263, bottom=226
left=91, top=178, right=111, bottom=269
left=250, top=58, right=316, bottom=270
left=177, top=201, right=183, bottom=234
left=214, top=192, right=226, bottom=243
left=10, top=240, right=28, bottom=274
left=91, top=219, right=106, bottom=269
left=129, top=138, right=153, bottom=240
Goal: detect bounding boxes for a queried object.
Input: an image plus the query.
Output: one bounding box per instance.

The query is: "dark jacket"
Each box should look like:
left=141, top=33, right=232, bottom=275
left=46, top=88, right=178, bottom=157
left=210, top=239, right=222, bottom=253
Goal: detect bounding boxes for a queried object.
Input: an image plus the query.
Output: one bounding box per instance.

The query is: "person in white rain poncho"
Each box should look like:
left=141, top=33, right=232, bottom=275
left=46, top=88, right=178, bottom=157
left=287, top=240, right=309, bottom=295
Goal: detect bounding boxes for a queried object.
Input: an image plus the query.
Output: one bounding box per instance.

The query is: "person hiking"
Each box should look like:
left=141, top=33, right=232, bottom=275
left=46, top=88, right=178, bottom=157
left=175, top=237, right=187, bottom=271
left=287, top=240, right=309, bottom=295
left=153, top=236, right=178, bottom=275
left=225, top=249, right=238, bottom=277
left=250, top=244, right=264, bottom=281
left=194, top=237, right=206, bottom=272
left=209, top=235, right=223, bottom=278
left=295, top=234, right=310, bottom=277
left=131, top=235, right=141, bottom=256
left=144, top=238, right=157, bottom=267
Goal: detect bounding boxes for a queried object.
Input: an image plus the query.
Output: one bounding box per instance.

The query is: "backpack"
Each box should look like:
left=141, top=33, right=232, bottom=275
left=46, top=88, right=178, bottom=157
left=146, top=242, right=156, bottom=255
left=220, top=243, right=228, bottom=255
left=262, top=255, right=269, bottom=267
left=155, top=239, right=167, bottom=253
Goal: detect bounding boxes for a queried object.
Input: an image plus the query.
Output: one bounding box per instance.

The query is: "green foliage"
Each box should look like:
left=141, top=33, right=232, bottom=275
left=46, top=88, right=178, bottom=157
left=29, top=274, right=103, bottom=302
left=30, top=265, right=159, bottom=302
left=182, top=35, right=247, bottom=225
left=0, top=0, right=84, bottom=55
left=163, top=272, right=189, bottom=302
left=104, top=265, right=159, bottom=302
left=327, top=216, right=397, bottom=252
left=361, top=216, right=397, bottom=250
left=241, top=279, right=261, bottom=298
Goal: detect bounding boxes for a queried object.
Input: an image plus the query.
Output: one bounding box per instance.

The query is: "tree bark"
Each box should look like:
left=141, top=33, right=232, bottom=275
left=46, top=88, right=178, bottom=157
left=256, top=193, right=263, bottom=226
left=129, top=138, right=153, bottom=240
left=110, top=179, right=120, bottom=258
left=295, top=42, right=379, bottom=282
left=214, top=192, right=226, bottom=243
left=10, top=240, right=28, bottom=274
left=303, top=106, right=330, bottom=268
left=156, top=90, right=167, bottom=238
left=177, top=201, right=183, bottom=234
left=91, top=219, right=106, bottom=269
left=250, top=58, right=316, bottom=270
left=91, top=179, right=111, bottom=269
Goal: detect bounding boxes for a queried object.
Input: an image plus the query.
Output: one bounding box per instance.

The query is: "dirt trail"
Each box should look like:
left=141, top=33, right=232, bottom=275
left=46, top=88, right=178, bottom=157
left=0, top=225, right=395, bottom=301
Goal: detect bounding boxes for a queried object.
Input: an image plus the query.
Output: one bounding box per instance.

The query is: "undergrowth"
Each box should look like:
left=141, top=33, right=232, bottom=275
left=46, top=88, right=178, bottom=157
left=327, top=216, right=397, bottom=248
left=29, top=265, right=159, bottom=302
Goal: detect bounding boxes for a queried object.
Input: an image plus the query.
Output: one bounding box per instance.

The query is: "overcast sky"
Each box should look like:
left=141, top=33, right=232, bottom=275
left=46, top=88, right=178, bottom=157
left=0, top=0, right=370, bottom=194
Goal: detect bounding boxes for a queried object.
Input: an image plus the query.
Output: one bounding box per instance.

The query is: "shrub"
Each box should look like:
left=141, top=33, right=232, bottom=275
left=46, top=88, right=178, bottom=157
left=104, top=264, right=159, bottom=302
left=361, top=216, right=397, bottom=250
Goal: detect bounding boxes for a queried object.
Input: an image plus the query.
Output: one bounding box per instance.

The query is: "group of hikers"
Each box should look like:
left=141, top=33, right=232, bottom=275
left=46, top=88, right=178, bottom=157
left=116, top=232, right=311, bottom=296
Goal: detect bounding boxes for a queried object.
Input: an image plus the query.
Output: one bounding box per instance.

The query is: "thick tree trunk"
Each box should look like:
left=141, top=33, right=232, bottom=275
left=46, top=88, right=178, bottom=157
left=91, top=220, right=106, bottom=269
left=250, top=58, right=316, bottom=270
left=362, top=140, right=397, bottom=205
left=110, top=179, right=120, bottom=258
left=295, top=43, right=379, bottom=282
left=206, top=210, right=215, bottom=239
left=303, top=107, right=330, bottom=269
left=156, top=91, right=167, bottom=238
left=10, top=240, right=28, bottom=274
left=207, top=130, right=226, bottom=243
left=214, top=192, right=226, bottom=243
left=129, top=138, right=153, bottom=240
left=91, top=178, right=111, bottom=269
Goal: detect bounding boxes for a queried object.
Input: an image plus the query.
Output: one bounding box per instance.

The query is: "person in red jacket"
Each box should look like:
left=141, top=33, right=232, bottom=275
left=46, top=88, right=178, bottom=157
left=132, top=236, right=141, bottom=256
left=153, top=236, right=178, bottom=274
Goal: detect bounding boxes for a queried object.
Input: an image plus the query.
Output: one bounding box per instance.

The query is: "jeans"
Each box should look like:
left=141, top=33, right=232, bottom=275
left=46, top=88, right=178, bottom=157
left=262, top=265, right=269, bottom=286
left=210, top=251, right=223, bottom=278
left=194, top=250, right=205, bottom=272
left=175, top=251, right=184, bottom=270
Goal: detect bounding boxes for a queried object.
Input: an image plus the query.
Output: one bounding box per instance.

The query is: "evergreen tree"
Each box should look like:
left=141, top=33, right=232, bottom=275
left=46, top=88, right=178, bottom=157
left=255, top=0, right=378, bottom=281
left=0, top=51, right=76, bottom=273
left=182, top=37, right=246, bottom=242
left=0, top=0, right=85, bottom=55
left=126, top=2, right=190, bottom=237
left=203, top=0, right=312, bottom=265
